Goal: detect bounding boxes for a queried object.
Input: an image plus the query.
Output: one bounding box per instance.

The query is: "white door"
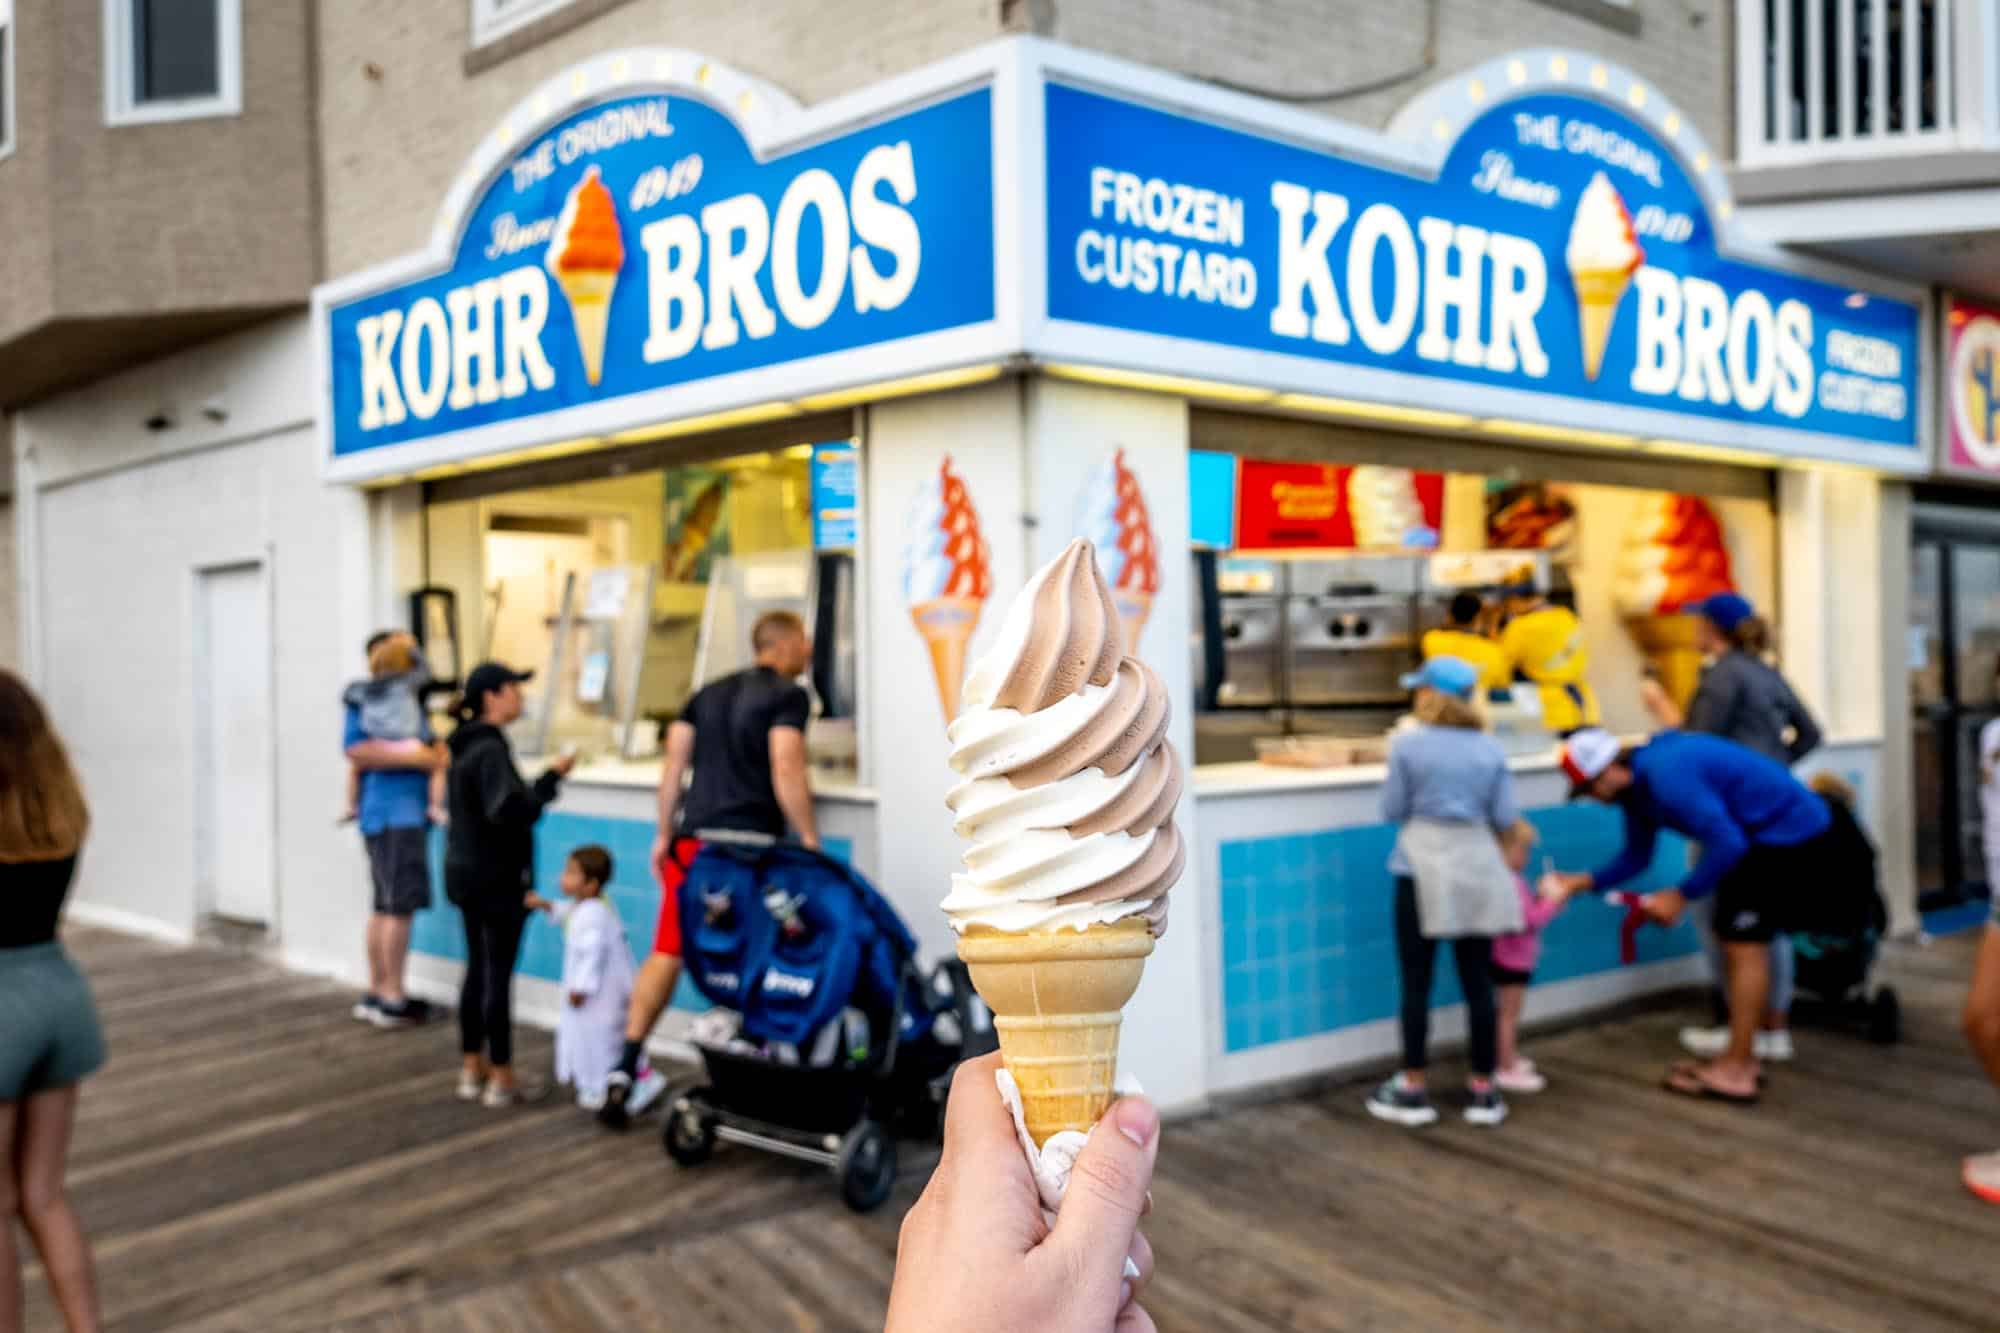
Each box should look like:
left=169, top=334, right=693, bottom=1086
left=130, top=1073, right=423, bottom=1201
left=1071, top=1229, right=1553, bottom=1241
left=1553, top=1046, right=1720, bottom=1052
left=195, top=562, right=276, bottom=925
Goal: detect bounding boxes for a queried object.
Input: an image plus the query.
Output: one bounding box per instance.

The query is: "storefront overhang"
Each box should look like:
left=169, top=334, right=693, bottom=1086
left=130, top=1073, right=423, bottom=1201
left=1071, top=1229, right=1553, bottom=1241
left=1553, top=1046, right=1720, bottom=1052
left=313, top=39, right=1932, bottom=486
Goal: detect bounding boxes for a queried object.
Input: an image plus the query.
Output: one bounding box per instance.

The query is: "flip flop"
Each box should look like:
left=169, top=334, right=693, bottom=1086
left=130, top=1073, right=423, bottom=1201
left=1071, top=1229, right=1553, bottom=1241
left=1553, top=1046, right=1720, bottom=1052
left=1662, top=1062, right=1760, bottom=1105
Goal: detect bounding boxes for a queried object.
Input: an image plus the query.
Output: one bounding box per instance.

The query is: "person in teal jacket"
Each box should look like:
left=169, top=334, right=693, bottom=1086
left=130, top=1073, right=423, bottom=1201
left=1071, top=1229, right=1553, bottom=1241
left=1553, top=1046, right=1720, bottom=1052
left=1545, top=727, right=1841, bottom=1106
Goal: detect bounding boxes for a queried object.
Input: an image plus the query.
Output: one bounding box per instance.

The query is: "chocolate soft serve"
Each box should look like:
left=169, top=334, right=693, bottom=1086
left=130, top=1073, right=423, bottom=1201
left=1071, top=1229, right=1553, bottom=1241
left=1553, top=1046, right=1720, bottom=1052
left=942, top=539, right=1185, bottom=936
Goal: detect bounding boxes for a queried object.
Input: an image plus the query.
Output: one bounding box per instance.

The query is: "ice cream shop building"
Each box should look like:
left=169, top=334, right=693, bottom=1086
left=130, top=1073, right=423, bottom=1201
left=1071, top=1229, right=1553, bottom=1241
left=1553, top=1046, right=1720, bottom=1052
left=18, top=23, right=1930, bottom=1118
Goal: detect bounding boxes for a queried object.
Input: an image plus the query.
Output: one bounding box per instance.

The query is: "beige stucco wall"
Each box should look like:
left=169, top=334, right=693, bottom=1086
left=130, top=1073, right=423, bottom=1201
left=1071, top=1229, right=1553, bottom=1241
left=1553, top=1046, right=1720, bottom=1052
left=0, top=0, right=318, bottom=400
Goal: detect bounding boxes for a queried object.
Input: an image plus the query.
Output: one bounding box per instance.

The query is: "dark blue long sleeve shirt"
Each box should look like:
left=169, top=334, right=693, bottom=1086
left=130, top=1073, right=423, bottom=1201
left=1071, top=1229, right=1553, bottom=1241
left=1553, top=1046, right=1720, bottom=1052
left=1589, top=731, right=1831, bottom=900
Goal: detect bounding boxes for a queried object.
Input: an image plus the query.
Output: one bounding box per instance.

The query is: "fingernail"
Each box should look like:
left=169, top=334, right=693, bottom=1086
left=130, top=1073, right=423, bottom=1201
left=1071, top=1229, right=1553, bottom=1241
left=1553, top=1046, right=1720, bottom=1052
left=1118, top=1281, right=1133, bottom=1309
left=1115, top=1097, right=1159, bottom=1148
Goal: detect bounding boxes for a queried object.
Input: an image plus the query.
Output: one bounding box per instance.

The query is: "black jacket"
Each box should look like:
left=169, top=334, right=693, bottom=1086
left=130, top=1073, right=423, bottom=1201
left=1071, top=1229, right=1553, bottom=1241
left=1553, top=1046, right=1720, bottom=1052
left=444, top=721, right=561, bottom=902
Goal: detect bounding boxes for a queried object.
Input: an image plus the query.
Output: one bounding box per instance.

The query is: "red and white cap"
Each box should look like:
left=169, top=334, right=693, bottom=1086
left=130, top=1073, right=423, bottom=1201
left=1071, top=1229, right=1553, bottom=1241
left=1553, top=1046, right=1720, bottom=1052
left=1559, top=728, right=1621, bottom=795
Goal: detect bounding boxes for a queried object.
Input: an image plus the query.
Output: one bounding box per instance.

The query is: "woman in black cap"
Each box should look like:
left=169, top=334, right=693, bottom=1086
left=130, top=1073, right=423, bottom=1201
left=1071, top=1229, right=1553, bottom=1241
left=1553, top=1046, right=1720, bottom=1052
left=445, top=662, right=572, bottom=1106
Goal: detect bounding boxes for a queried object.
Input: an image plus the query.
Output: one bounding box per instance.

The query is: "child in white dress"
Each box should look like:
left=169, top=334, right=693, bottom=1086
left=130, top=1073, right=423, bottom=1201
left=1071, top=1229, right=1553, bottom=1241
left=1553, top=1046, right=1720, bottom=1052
left=528, top=845, right=633, bottom=1109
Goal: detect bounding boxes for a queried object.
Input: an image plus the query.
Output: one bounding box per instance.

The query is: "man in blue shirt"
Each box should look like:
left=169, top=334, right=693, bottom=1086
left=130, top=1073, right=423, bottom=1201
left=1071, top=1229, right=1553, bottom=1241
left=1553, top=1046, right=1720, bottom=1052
left=1548, top=727, right=1838, bottom=1105
left=345, top=631, right=446, bottom=1028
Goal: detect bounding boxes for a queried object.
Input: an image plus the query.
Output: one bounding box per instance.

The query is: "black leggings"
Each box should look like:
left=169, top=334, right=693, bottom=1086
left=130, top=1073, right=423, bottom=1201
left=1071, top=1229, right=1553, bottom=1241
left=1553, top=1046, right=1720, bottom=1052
left=1393, top=876, right=1497, bottom=1077
left=458, top=897, right=529, bottom=1068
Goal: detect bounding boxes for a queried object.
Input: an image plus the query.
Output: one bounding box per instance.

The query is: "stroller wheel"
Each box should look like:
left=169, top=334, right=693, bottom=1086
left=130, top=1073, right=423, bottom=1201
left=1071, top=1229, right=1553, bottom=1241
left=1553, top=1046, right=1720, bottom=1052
left=836, top=1119, right=898, bottom=1213
left=663, top=1093, right=716, bottom=1167
left=1868, top=987, right=1902, bottom=1045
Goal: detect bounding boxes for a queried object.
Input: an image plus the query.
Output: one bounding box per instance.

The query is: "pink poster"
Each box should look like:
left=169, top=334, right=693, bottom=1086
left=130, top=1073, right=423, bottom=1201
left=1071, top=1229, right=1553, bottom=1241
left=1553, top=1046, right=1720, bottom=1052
left=1946, top=296, right=2000, bottom=476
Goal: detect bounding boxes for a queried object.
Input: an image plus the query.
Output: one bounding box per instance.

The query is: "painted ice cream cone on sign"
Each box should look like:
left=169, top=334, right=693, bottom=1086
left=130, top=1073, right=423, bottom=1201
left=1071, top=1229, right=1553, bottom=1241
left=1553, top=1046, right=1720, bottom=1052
left=546, top=166, right=624, bottom=386
left=1566, top=173, right=1645, bottom=382
left=1078, top=449, right=1161, bottom=651
left=1614, top=494, right=1736, bottom=709
left=901, top=457, right=991, bottom=721
left=944, top=539, right=1185, bottom=1146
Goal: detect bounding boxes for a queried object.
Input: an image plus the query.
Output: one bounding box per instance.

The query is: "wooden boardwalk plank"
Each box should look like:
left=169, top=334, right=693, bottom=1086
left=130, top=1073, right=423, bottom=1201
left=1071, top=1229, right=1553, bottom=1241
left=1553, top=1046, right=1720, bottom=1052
left=24, top=925, right=2000, bottom=1333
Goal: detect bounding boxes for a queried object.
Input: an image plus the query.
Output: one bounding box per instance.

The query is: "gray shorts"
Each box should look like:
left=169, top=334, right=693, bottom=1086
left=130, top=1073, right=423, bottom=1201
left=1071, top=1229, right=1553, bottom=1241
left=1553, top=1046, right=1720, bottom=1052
left=366, top=826, right=433, bottom=917
left=0, top=944, right=107, bottom=1100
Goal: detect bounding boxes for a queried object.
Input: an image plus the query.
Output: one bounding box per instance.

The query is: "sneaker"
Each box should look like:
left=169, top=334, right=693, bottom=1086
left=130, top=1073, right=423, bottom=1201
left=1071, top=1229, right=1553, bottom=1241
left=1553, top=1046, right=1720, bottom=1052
left=577, top=1087, right=608, bottom=1112
left=1464, top=1087, right=1510, bottom=1127
left=352, top=995, right=382, bottom=1023
left=1680, top=1026, right=1795, bottom=1061
left=1494, top=1063, right=1548, bottom=1095
left=1365, top=1076, right=1439, bottom=1128
left=369, top=998, right=425, bottom=1030
left=626, top=1068, right=669, bottom=1118
left=482, top=1079, right=549, bottom=1109
left=1965, top=1150, right=2000, bottom=1205
left=597, top=1070, right=634, bottom=1130
left=456, top=1071, right=484, bottom=1102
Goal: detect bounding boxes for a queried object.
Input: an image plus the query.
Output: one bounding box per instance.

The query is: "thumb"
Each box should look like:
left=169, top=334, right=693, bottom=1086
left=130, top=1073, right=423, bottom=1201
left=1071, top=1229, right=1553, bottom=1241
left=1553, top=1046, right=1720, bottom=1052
left=1046, top=1096, right=1160, bottom=1306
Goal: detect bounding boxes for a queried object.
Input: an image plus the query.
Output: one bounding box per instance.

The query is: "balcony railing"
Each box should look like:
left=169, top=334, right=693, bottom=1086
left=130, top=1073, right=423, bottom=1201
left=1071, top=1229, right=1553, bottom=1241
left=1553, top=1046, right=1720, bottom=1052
left=1736, top=0, right=2000, bottom=165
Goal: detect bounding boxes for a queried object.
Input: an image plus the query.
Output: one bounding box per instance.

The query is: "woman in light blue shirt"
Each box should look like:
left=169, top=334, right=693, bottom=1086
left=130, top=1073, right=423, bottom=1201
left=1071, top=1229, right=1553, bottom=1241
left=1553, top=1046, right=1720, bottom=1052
left=1366, top=656, right=1519, bottom=1130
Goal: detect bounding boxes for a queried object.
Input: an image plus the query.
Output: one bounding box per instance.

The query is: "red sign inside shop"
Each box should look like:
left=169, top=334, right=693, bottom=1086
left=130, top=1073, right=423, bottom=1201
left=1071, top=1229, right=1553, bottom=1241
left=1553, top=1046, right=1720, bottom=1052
left=1233, top=460, right=1444, bottom=550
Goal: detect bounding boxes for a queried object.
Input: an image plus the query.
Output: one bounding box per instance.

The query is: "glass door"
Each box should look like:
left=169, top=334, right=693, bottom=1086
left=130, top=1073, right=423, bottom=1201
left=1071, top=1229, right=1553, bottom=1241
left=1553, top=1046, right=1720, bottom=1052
left=1911, top=531, right=2000, bottom=905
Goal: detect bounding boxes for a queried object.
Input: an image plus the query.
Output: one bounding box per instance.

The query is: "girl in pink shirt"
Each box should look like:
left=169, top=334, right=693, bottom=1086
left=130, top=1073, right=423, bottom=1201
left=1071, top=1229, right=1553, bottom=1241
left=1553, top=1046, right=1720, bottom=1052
left=1493, top=820, right=1567, bottom=1094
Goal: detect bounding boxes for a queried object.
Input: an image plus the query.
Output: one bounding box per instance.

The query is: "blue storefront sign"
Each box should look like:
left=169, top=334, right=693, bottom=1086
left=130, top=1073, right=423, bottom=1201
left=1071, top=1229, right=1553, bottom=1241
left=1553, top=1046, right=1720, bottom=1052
left=810, top=442, right=858, bottom=549
left=325, top=83, right=993, bottom=466
left=1043, top=79, right=1920, bottom=452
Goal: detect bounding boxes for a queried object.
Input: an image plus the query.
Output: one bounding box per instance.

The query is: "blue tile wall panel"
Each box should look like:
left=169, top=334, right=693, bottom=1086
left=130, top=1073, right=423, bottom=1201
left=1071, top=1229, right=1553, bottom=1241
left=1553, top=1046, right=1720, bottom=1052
left=1219, top=806, right=1698, bottom=1053
left=412, top=817, right=852, bottom=1013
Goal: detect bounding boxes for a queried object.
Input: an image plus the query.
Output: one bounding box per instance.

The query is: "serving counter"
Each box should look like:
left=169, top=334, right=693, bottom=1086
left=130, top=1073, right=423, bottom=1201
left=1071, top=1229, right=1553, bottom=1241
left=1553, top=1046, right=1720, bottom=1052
left=1183, top=736, right=1887, bottom=1098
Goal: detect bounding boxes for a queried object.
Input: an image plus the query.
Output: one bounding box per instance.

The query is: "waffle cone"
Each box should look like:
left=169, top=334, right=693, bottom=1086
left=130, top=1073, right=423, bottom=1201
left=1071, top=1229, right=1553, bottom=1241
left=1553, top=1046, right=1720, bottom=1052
left=956, top=918, right=1154, bottom=1147
left=911, top=596, right=982, bottom=720
left=1573, top=268, right=1633, bottom=381
left=556, top=270, right=618, bottom=385
left=1627, top=612, right=1704, bottom=711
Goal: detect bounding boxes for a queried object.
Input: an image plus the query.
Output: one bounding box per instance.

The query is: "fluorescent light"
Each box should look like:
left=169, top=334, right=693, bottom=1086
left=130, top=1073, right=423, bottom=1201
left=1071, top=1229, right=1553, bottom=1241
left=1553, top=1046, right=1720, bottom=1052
left=1641, top=437, right=1783, bottom=466
left=1478, top=418, right=1638, bottom=449
left=794, top=363, right=1002, bottom=410
left=1272, top=392, right=1474, bottom=429
left=1045, top=363, right=1276, bottom=404
left=605, top=402, right=799, bottom=446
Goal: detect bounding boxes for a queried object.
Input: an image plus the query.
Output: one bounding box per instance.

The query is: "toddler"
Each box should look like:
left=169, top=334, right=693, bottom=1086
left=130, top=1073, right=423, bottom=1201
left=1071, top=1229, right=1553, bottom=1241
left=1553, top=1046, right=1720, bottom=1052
left=528, top=846, right=636, bottom=1110
left=343, top=631, right=445, bottom=824
left=1493, top=819, right=1567, bottom=1094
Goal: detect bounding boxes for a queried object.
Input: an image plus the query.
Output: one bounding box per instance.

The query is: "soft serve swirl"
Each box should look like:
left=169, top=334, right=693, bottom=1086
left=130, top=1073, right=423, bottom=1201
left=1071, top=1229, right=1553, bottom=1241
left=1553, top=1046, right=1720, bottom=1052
left=942, top=539, right=1185, bottom=937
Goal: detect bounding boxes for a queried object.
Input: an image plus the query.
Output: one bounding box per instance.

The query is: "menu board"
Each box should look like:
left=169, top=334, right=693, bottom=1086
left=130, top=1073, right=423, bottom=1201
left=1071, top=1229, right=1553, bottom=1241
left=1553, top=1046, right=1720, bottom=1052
left=1234, top=460, right=1442, bottom=550
left=811, top=442, right=859, bottom=549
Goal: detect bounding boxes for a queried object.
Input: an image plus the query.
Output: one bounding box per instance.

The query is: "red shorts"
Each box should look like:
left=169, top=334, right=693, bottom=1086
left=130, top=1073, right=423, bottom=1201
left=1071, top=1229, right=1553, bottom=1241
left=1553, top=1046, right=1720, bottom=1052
left=651, top=836, right=702, bottom=958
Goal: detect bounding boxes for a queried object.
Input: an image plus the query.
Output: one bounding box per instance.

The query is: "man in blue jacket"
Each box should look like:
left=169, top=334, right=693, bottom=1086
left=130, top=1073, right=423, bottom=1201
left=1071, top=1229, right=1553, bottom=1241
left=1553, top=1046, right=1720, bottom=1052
left=1547, top=727, right=1839, bottom=1105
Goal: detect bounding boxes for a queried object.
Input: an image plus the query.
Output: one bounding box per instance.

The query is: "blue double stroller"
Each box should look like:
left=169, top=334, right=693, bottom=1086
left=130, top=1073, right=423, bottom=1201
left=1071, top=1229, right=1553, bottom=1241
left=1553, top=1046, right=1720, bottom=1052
left=661, top=841, right=993, bottom=1211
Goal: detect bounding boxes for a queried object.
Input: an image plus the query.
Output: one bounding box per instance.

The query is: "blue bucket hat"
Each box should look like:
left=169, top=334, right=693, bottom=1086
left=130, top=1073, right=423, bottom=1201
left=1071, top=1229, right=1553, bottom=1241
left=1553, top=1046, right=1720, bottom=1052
left=1400, top=655, right=1479, bottom=700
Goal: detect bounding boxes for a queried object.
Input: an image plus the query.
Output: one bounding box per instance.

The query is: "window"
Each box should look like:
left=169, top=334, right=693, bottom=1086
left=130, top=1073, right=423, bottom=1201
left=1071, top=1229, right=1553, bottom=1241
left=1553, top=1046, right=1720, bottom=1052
left=0, top=0, right=14, bottom=160
left=104, top=0, right=241, bottom=126
left=470, top=0, right=577, bottom=49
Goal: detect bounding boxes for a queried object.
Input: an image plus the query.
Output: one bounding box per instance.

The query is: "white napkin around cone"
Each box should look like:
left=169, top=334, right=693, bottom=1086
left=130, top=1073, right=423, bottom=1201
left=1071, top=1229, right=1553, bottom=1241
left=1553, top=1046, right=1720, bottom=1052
left=995, top=1068, right=1145, bottom=1281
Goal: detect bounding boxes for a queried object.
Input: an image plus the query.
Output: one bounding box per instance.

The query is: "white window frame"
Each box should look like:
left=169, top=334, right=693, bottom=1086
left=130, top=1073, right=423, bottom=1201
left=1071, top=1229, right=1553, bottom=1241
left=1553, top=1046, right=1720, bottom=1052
left=103, top=0, right=242, bottom=127
left=470, top=0, right=577, bottom=49
left=0, top=0, right=15, bottom=161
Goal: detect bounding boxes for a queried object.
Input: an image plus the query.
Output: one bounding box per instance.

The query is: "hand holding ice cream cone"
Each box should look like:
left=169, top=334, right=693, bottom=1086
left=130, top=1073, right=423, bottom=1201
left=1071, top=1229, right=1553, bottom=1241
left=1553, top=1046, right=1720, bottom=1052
left=944, top=538, right=1185, bottom=1147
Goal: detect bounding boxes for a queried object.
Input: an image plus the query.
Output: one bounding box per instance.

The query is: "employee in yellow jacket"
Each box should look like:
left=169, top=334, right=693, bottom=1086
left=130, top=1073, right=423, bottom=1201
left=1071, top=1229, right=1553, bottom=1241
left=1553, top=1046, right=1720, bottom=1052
left=1421, top=593, right=1510, bottom=699
left=1500, top=585, right=1600, bottom=733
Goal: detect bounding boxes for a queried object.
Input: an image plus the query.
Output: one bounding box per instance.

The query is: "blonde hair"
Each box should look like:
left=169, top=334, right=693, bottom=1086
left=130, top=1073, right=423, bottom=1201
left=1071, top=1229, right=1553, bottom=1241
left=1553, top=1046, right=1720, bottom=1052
left=0, top=672, right=88, bottom=863
left=369, top=631, right=418, bottom=678
left=1414, top=687, right=1485, bottom=731
left=1500, top=819, right=1537, bottom=854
